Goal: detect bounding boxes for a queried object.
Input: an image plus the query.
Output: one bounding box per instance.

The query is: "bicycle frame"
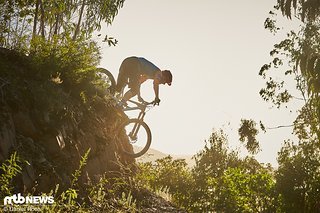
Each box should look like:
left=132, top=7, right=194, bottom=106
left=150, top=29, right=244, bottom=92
left=123, top=99, right=150, bottom=141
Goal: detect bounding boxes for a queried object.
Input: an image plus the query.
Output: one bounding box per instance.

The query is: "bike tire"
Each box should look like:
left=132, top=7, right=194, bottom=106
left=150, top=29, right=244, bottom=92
left=96, top=67, right=116, bottom=95
left=117, top=118, right=152, bottom=158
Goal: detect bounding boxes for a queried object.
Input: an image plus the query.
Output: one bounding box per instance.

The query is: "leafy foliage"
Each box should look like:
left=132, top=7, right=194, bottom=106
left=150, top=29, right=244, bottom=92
left=0, top=0, right=125, bottom=50
left=137, top=130, right=277, bottom=212
left=190, top=130, right=276, bottom=212
left=277, top=0, right=320, bottom=22
left=261, top=15, right=320, bottom=141
left=261, top=2, right=320, bottom=212
left=29, top=35, right=100, bottom=86
left=71, top=148, right=91, bottom=189
left=0, top=152, right=22, bottom=199
left=136, top=156, right=193, bottom=208
left=276, top=140, right=320, bottom=212
left=238, top=119, right=260, bottom=154
left=0, top=0, right=124, bottom=101
left=212, top=167, right=277, bottom=212
left=0, top=151, right=170, bottom=212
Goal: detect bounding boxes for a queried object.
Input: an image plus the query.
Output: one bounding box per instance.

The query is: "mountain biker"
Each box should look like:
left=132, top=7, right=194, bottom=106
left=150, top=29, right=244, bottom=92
left=116, top=56, right=172, bottom=106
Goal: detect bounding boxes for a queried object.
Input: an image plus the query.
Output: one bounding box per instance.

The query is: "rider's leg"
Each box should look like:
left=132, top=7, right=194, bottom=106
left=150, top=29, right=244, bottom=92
left=121, top=79, right=140, bottom=104
left=122, top=89, right=137, bottom=102
left=116, top=68, right=127, bottom=94
left=118, top=57, right=140, bottom=103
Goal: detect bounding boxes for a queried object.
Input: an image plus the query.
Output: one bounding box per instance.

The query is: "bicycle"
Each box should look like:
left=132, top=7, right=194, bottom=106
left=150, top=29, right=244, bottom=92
left=95, top=67, right=154, bottom=158
left=116, top=99, right=154, bottom=158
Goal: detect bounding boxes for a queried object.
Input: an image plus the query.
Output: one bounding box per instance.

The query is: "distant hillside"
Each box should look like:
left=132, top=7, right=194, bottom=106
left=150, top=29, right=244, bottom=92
left=134, top=146, right=196, bottom=168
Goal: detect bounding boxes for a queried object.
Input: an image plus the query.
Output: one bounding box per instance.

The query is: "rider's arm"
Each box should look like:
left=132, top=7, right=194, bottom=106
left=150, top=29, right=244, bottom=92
left=152, top=72, right=161, bottom=105
left=153, top=81, right=159, bottom=99
left=153, top=80, right=161, bottom=105
left=153, top=72, right=162, bottom=99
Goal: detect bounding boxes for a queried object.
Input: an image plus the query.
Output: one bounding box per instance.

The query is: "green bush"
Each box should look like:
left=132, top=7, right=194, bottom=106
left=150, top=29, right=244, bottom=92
left=136, top=156, right=193, bottom=209
left=136, top=130, right=279, bottom=212
left=29, top=35, right=100, bottom=89
left=0, top=152, right=22, bottom=200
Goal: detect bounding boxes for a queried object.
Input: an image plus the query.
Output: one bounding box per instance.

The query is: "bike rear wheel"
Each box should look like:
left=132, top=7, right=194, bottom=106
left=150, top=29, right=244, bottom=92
left=117, top=118, right=152, bottom=158
left=96, top=67, right=116, bottom=95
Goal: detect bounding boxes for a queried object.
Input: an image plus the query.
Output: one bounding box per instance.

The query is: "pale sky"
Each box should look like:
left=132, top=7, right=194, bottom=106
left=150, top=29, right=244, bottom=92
left=99, top=0, right=301, bottom=166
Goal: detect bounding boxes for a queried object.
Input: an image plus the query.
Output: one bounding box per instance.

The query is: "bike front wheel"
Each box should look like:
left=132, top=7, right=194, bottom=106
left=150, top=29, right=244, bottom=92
left=117, top=118, right=152, bottom=158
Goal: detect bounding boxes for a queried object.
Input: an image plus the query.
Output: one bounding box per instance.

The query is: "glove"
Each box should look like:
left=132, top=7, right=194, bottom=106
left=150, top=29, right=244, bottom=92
left=153, top=97, right=161, bottom=106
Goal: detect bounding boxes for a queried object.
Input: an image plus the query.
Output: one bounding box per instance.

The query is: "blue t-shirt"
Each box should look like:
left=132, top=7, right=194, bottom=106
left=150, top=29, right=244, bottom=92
left=138, top=57, right=161, bottom=78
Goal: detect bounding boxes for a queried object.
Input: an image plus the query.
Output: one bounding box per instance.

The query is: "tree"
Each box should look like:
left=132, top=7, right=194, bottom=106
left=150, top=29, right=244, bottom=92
left=212, top=167, right=277, bottom=212
left=136, top=130, right=278, bottom=212
left=189, top=130, right=276, bottom=212
left=276, top=140, right=320, bottom=211
left=261, top=2, right=320, bottom=211
left=261, top=6, right=320, bottom=141
left=0, top=0, right=125, bottom=95
left=0, top=0, right=124, bottom=50
left=277, top=0, right=320, bottom=22
left=136, top=156, right=193, bottom=209
left=189, top=130, right=240, bottom=211
left=238, top=119, right=261, bottom=155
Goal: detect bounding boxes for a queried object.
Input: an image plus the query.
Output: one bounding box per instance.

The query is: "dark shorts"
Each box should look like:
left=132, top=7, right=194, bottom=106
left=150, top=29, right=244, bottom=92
left=116, top=57, right=141, bottom=93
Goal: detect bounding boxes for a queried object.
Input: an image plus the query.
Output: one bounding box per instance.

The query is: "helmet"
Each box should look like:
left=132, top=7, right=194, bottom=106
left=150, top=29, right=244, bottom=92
left=162, top=70, right=172, bottom=86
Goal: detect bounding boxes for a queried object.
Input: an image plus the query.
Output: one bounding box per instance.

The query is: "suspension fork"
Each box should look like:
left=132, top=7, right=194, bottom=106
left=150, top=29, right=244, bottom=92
left=129, top=111, right=146, bottom=139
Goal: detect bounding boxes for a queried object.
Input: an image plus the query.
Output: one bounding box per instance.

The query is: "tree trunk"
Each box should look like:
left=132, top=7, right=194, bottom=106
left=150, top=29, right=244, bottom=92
left=39, top=0, right=45, bottom=39
left=73, top=0, right=86, bottom=40
left=32, top=0, right=40, bottom=39
left=53, top=14, right=60, bottom=36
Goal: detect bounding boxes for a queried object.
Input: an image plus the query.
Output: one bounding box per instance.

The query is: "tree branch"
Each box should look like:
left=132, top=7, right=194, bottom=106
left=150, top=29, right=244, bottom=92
left=266, top=124, right=294, bottom=130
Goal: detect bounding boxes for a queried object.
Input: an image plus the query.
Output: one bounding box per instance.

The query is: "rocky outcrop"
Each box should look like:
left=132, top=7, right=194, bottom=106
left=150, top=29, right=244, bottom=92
left=0, top=102, right=133, bottom=193
left=0, top=48, right=188, bottom=213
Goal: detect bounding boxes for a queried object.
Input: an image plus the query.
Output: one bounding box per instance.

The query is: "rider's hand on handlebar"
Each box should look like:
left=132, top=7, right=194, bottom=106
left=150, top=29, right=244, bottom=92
left=153, top=97, right=161, bottom=106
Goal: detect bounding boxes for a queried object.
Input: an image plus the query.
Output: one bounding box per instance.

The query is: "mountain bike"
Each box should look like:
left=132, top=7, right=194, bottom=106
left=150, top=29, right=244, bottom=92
left=116, top=99, right=154, bottom=158
left=95, top=67, right=154, bottom=158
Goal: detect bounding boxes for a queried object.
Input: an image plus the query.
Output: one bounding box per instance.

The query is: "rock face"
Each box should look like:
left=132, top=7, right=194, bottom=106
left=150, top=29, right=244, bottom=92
left=0, top=100, right=133, bottom=193
left=0, top=112, right=16, bottom=162
left=0, top=48, right=134, bottom=193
